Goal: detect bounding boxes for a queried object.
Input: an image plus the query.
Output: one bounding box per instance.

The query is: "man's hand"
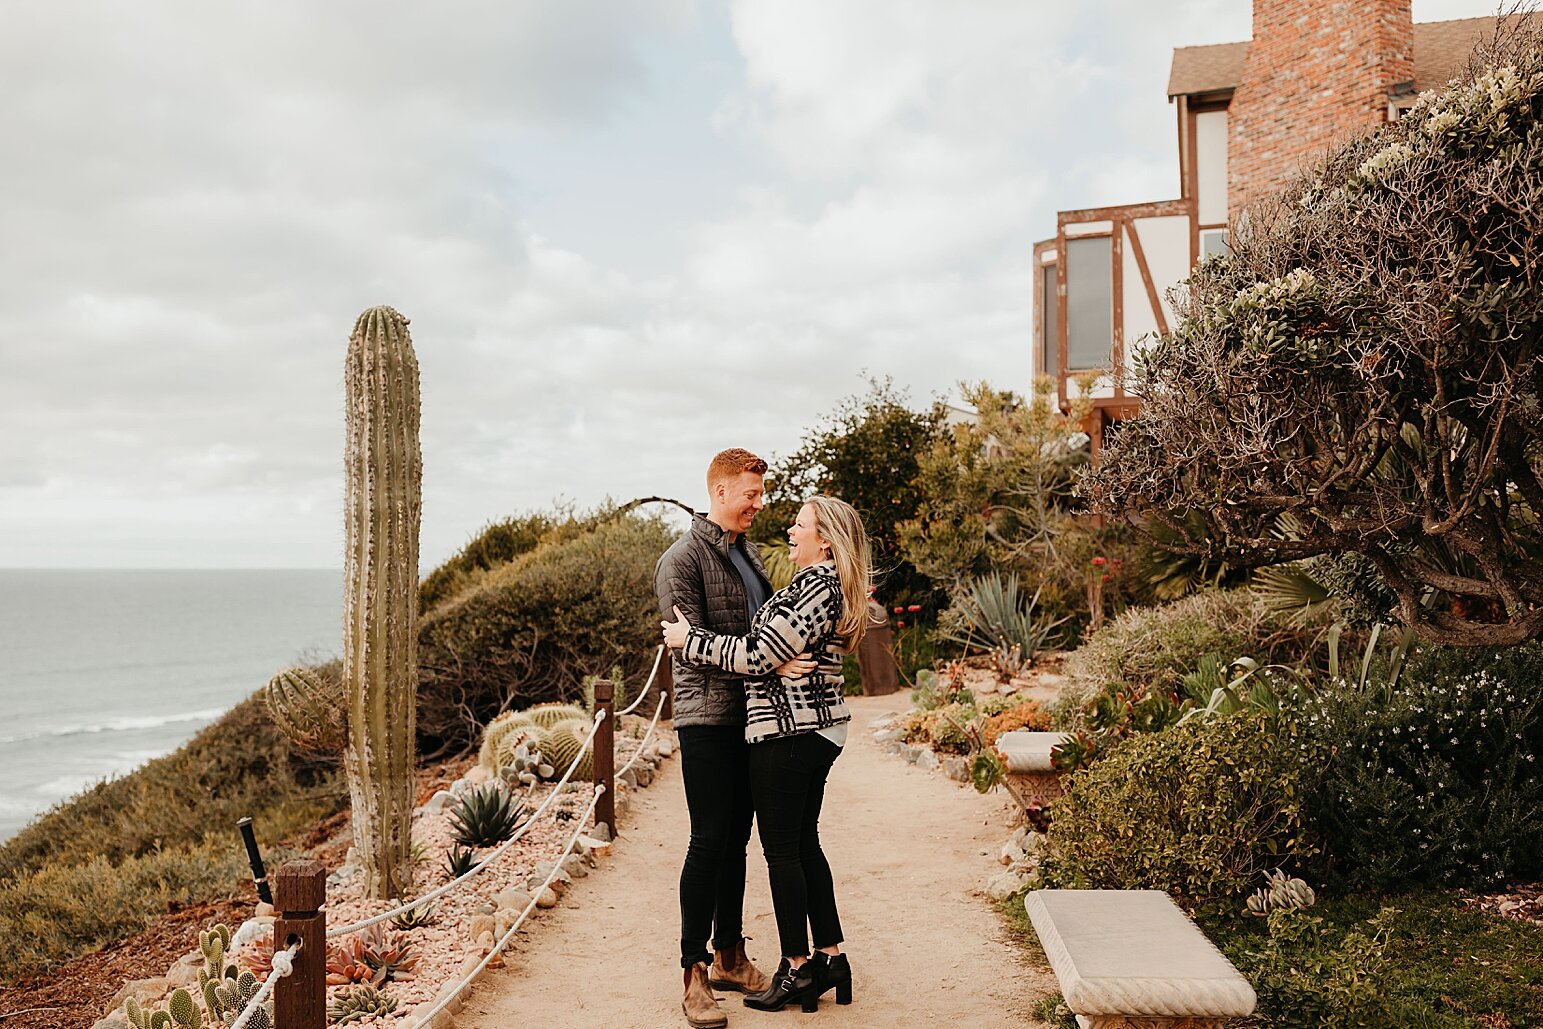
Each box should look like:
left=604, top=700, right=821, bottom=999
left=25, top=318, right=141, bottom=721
left=774, top=653, right=817, bottom=679
left=661, top=605, right=692, bottom=650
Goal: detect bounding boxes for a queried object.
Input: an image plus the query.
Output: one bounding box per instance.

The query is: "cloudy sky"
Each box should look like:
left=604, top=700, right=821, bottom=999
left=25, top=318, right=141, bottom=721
left=2, top=0, right=1503, bottom=569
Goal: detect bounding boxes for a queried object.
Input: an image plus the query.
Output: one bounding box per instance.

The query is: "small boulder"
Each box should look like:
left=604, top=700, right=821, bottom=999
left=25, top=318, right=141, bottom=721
left=561, top=854, right=589, bottom=878
left=915, top=748, right=939, bottom=772
left=493, top=887, right=532, bottom=913
left=109, top=978, right=171, bottom=1010
left=984, top=869, right=1032, bottom=902
left=91, top=1013, right=132, bottom=1029
left=942, top=756, right=970, bottom=782
left=589, top=822, right=613, bottom=843
left=468, top=913, right=496, bottom=941
left=465, top=764, right=493, bottom=785
left=424, top=789, right=454, bottom=811
left=535, top=886, right=560, bottom=909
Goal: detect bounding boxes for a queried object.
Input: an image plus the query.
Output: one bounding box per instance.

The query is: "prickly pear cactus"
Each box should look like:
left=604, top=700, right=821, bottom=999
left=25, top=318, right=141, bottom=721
left=264, top=665, right=347, bottom=752
left=342, top=305, right=422, bottom=900
left=539, top=719, right=594, bottom=781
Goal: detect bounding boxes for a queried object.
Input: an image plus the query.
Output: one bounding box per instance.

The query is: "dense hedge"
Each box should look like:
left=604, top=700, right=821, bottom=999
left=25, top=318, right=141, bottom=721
left=1296, top=642, right=1543, bottom=890
left=416, top=514, right=676, bottom=755
left=1044, top=711, right=1315, bottom=903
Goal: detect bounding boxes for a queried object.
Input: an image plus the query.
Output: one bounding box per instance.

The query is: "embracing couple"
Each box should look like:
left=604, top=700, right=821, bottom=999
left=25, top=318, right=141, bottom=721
left=654, top=448, right=871, bottom=1027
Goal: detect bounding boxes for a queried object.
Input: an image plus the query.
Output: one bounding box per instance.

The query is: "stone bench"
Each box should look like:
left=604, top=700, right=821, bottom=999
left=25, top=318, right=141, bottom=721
left=995, top=730, right=1070, bottom=805
left=1024, top=889, right=1256, bottom=1028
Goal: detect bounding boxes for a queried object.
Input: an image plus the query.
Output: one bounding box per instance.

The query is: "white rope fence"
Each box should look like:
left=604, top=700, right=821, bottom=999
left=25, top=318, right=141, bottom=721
left=616, top=644, right=665, bottom=716
left=407, top=784, right=608, bottom=1029
left=617, top=691, right=668, bottom=779
left=327, top=708, right=608, bottom=939
left=227, top=943, right=300, bottom=1029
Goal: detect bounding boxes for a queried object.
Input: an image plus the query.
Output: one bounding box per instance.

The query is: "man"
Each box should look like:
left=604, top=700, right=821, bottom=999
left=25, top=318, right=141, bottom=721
left=655, top=448, right=780, bottom=1028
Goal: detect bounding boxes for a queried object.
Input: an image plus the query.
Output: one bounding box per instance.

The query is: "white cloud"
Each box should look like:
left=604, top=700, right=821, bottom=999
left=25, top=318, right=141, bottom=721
left=1, top=0, right=1511, bottom=568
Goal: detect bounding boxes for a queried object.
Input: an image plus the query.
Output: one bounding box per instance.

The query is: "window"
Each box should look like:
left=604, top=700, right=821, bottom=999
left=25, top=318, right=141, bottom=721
left=1065, top=235, right=1112, bottom=370
left=1201, top=228, right=1229, bottom=260
left=1039, top=262, right=1059, bottom=379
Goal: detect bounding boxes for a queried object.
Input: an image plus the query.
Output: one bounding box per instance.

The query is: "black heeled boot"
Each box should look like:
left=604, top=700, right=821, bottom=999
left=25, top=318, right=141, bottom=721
left=742, top=958, right=821, bottom=1012
left=807, top=952, right=853, bottom=1005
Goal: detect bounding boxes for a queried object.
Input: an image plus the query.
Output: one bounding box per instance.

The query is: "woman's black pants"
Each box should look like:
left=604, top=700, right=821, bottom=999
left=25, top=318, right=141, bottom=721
left=748, top=730, right=844, bottom=958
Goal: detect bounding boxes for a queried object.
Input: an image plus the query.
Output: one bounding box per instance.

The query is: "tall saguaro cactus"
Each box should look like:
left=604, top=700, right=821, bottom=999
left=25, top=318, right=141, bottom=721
left=343, top=305, right=422, bottom=899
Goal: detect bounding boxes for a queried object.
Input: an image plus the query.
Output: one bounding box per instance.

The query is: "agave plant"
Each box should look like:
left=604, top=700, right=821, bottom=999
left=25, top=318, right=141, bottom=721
left=448, top=783, right=528, bottom=847
left=388, top=901, right=441, bottom=931
left=940, top=572, right=1064, bottom=666
left=444, top=843, right=480, bottom=879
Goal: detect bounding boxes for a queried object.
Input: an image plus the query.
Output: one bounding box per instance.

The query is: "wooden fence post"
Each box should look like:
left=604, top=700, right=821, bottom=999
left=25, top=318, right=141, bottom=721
left=593, top=679, right=616, bottom=838
left=273, top=860, right=327, bottom=1029
left=658, top=655, right=674, bottom=721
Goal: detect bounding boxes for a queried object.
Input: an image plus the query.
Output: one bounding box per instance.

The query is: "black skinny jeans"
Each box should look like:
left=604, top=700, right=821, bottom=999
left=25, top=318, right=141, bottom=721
left=677, top=725, right=756, bottom=968
left=748, top=730, right=844, bottom=959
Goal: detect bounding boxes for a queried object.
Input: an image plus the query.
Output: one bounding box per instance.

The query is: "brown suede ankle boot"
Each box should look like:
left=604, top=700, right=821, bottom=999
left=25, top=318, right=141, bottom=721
left=683, top=961, right=727, bottom=1028
left=709, top=938, right=771, bottom=995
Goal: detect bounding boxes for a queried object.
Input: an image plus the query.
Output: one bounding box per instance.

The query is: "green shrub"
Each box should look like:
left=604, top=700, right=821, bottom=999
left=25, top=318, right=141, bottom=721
left=416, top=514, right=676, bottom=756
left=1295, top=642, right=1543, bottom=890
left=1202, top=890, right=1543, bottom=1027
left=0, top=839, right=250, bottom=981
left=419, top=513, right=556, bottom=611
left=1057, top=589, right=1327, bottom=729
left=1044, top=711, right=1315, bottom=902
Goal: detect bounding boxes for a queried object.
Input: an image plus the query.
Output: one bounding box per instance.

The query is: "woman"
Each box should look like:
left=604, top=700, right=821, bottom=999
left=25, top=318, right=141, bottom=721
left=662, top=495, right=869, bottom=1013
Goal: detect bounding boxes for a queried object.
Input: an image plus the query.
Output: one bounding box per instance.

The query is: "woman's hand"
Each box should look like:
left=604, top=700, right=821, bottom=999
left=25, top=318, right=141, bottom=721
left=774, top=653, right=817, bottom=679
left=661, top=605, right=692, bottom=650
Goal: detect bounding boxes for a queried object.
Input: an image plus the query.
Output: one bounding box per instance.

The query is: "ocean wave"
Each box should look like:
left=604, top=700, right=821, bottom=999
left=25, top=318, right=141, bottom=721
left=0, top=708, right=228, bottom=746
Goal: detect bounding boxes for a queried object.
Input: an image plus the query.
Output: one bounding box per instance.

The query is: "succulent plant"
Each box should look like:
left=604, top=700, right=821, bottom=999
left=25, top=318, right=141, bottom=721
left=125, top=991, right=205, bottom=1029
left=389, top=900, right=441, bottom=931
left=525, top=702, right=588, bottom=729
left=359, top=926, right=420, bottom=982
left=444, top=843, right=480, bottom=879
left=496, top=735, right=552, bottom=787
left=1246, top=868, right=1318, bottom=916
left=239, top=935, right=274, bottom=977
left=342, top=304, right=423, bottom=900
left=328, top=984, right=398, bottom=1024
left=478, top=710, right=537, bottom=771
left=326, top=936, right=378, bottom=986
left=448, top=783, right=528, bottom=847
left=263, top=665, right=347, bottom=752
left=538, top=719, right=594, bottom=781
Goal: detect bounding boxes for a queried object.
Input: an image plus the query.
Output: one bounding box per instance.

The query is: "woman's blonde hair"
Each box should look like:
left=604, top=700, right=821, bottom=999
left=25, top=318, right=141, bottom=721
left=803, top=495, right=872, bottom=650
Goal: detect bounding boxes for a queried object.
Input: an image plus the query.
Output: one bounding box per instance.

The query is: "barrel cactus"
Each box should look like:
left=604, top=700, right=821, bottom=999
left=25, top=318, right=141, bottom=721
left=539, top=719, right=594, bottom=781
left=342, top=305, right=422, bottom=900
left=526, top=703, right=588, bottom=729
left=478, top=710, right=537, bottom=771
left=264, top=666, right=347, bottom=752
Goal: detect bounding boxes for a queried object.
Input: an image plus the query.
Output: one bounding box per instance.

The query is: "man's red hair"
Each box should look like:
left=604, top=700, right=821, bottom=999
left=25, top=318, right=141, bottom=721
left=706, top=448, right=768, bottom=489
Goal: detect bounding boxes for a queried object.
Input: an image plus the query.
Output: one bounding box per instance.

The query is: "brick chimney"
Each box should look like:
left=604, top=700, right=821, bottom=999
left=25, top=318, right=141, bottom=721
left=1228, top=0, right=1414, bottom=216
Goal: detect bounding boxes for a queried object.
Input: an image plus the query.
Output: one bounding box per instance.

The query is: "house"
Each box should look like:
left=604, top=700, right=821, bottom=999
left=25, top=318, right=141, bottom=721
left=1032, top=0, right=1533, bottom=456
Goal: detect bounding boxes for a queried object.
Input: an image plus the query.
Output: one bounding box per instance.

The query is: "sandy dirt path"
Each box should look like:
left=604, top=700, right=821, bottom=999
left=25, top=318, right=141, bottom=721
left=457, top=693, right=1055, bottom=1028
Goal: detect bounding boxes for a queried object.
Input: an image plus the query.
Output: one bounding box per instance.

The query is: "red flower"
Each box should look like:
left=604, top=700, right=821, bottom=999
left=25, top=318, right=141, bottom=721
left=893, top=606, right=904, bottom=614
left=906, top=604, right=922, bottom=612
left=896, top=619, right=906, bottom=628
left=1091, top=556, right=1107, bottom=567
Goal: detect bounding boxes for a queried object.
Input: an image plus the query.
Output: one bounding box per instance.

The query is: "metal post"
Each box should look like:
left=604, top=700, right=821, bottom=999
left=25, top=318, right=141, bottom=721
left=274, top=860, right=327, bottom=1029
left=237, top=816, right=273, bottom=905
left=593, top=679, right=616, bottom=838
left=658, top=655, right=674, bottom=721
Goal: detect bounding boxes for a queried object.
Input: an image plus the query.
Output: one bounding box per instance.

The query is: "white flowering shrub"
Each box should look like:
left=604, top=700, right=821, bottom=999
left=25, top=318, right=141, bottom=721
left=1291, top=642, right=1543, bottom=889
left=1085, top=22, right=1543, bottom=648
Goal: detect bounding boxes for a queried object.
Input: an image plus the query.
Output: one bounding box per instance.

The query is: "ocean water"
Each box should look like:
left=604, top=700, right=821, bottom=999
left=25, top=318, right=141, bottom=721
left=0, top=569, right=342, bottom=843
